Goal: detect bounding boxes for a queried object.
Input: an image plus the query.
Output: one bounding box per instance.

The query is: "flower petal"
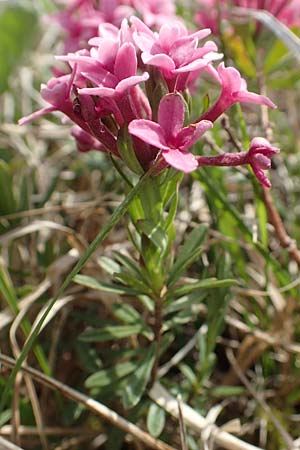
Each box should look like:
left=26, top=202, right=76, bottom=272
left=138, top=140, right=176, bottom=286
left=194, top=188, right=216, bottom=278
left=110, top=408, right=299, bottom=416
left=177, top=120, right=213, bottom=149
left=18, top=106, right=56, bottom=125
left=158, top=93, right=185, bottom=141
left=141, top=53, right=175, bottom=71
left=114, top=42, right=137, bottom=80
left=116, top=73, right=149, bottom=95
left=128, top=119, right=169, bottom=149
left=218, top=63, right=242, bottom=92
left=162, top=148, right=198, bottom=173
left=173, top=59, right=209, bottom=73
left=79, top=86, right=116, bottom=97
left=235, top=91, right=277, bottom=109
left=251, top=164, right=272, bottom=188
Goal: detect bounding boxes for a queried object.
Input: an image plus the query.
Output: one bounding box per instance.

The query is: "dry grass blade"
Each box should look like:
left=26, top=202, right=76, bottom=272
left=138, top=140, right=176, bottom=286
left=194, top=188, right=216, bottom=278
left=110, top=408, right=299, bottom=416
left=0, top=278, right=51, bottom=332
left=150, top=382, right=263, bottom=450
left=0, top=437, right=26, bottom=450
left=0, top=355, right=177, bottom=450
left=177, top=396, right=187, bottom=450
left=0, top=426, right=92, bottom=437
left=9, top=302, right=48, bottom=450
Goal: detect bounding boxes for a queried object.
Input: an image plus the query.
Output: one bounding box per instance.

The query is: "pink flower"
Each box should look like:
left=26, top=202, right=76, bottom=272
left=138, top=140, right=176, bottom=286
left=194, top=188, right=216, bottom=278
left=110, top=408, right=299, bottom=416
left=197, top=136, right=279, bottom=187
left=200, top=63, right=276, bottom=122
left=51, top=0, right=134, bottom=52
left=19, top=72, right=120, bottom=156
left=129, top=93, right=213, bottom=172
left=19, top=74, right=80, bottom=126
left=132, top=0, right=176, bottom=27
left=132, top=17, right=220, bottom=91
left=77, top=42, right=149, bottom=99
left=246, top=137, right=279, bottom=187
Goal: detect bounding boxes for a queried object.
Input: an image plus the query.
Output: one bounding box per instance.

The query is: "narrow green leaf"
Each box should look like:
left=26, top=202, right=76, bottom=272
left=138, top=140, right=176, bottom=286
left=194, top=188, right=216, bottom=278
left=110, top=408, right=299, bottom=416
left=257, top=197, right=268, bottom=248
left=85, top=362, right=137, bottom=389
left=97, top=256, right=121, bottom=275
left=211, top=386, right=246, bottom=398
left=139, top=220, right=168, bottom=254
left=117, top=126, right=144, bottom=175
left=172, top=278, right=239, bottom=297
left=168, top=225, right=208, bottom=286
left=79, top=324, right=148, bottom=342
left=0, top=409, right=11, bottom=427
left=147, top=403, right=166, bottom=438
left=165, top=292, right=207, bottom=314
left=122, top=345, right=156, bottom=408
left=0, top=160, right=16, bottom=214
left=179, top=363, right=197, bottom=384
left=73, top=274, right=140, bottom=296
left=112, top=303, right=142, bottom=324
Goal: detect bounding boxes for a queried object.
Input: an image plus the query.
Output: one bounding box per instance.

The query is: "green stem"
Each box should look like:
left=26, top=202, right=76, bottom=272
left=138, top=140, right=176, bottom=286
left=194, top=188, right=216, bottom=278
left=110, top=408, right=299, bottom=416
left=0, top=166, right=155, bottom=413
left=150, top=291, right=165, bottom=386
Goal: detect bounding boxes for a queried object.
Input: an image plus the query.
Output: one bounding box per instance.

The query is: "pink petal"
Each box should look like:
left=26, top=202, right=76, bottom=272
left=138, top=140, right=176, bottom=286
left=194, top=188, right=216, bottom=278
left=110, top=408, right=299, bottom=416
left=192, top=41, right=219, bottom=58
left=79, top=86, right=116, bottom=97
left=128, top=119, right=169, bottom=149
left=251, top=165, right=272, bottom=188
left=158, top=93, right=185, bottom=141
left=97, top=39, right=119, bottom=71
left=252, top=153, right=271, bottom=170
left=98, top=23, right=119, bottom=39
left=81, top=69, right=117, bottom=88
left=218, top=63, right=242, bottom=92
left=169, top=39, right=198, bottom=67
left=141, top=53, right=175, bottom=71
left=18, top=106, right=56, bottom=125
left=235, top=91, right=277, bottom=109
left=162, top=148, right=198, bottom=173
left=116, top=73, right=149, bottom=95
left=56, top=54, right=96, bottom=65
left=188, top=28, right=212, bottom=41
left=130, top=16, right=154, bottom=36
left=133, top=32, right=155, bottom=52
left=114, top=42, right=137, bottom=80
left=159, top=23, right=182, bottom=51
left=177, top=120, right=213, bottom=149
left=173, top=59, right=209, bottom=73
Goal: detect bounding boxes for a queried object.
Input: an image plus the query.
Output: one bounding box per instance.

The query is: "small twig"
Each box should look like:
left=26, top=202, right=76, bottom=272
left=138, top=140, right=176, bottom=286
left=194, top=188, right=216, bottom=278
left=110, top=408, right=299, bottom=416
left=226, top=349, right=296, bottom=450
left=0, top=426, right=93, bottom=437
left=177, top=396, right=188, bottom=450
left=262, top=187, right=300, bottom=268
left=258, top=73, right=300, bottom=268
left=0, top=354, right=176, bottom=450
left=221, top=116, right=244, bottom=152
left=158, top=327, right=201, bottom=378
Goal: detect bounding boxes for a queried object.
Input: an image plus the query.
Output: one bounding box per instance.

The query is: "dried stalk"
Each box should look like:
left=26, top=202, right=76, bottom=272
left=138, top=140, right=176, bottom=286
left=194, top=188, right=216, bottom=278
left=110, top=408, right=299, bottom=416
left=0, top=354, right=176, bottom=450
left=0, top=437, right=26, bottom=450
left=150, top=382, right=264, bottom=450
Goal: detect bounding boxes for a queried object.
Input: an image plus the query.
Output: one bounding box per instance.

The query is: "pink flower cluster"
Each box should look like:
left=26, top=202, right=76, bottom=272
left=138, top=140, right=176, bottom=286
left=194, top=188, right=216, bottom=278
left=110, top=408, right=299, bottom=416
left=20, top=17, right=279, bottom=187
left=52, top=0, right=177, bottom=52
left=195, top=0, right=300, bottom=34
